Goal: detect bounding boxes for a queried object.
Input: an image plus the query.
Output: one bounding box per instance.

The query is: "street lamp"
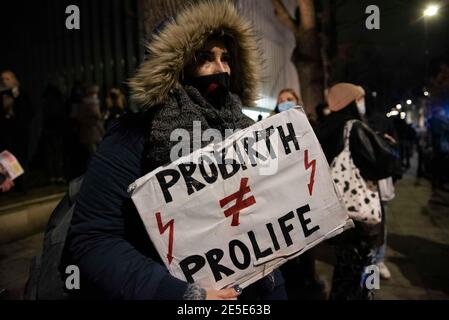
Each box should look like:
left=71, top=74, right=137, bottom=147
left=406, top=99, right=412, bottom=105
left=422, top=5, right=439, bottom=82
left=423, top=5, right=439, bottom=17
left=390, top=110, right=399, bottom=116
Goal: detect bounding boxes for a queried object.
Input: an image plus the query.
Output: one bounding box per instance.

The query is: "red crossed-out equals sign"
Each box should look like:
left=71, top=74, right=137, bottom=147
left=219, top=177, right=256, bottom=227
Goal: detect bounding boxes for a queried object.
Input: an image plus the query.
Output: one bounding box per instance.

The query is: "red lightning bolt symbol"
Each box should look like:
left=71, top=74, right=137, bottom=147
left=304, top=149, right=316, bottom=196
left=155, top=212, right=174, bottom=265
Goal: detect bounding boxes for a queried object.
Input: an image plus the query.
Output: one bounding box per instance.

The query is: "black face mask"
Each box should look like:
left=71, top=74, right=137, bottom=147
left=186, top=72, right=230, bottom=106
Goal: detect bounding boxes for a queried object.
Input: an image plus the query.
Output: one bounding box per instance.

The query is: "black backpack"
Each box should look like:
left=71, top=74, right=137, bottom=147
left=24, top=176, right=83, bottom=300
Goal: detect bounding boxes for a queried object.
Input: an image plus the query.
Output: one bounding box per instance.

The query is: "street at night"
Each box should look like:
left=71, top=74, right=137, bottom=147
left=1, top=0, right=449, bottom=311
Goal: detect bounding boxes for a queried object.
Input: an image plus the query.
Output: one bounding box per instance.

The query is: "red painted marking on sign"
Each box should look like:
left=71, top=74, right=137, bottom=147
left=219, top=177, right=256, bottom=226
left=304, top=149, right=316, bottom=196
left=155, top=212, right=174, bottom=265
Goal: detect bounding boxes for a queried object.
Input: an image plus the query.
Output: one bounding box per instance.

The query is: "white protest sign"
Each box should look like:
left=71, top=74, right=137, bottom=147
left=130, top=108, right=352, bottom=290
left=0, top=150, right=24, bottom=180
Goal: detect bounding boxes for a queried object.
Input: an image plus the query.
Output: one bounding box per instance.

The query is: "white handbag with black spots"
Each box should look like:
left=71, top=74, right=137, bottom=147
left=330, top=120, right=382, bottom=225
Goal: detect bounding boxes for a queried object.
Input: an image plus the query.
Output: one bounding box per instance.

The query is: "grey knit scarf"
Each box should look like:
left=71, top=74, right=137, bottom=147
left=143, top=85, right=255, bottom=173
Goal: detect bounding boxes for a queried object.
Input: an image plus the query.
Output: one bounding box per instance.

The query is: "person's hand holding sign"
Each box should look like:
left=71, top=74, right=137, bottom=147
left=206, top=286, right=242, bottom=300
left=0, top=177, right=14, bottom=192
left=0, top=163, right=15, bottom=193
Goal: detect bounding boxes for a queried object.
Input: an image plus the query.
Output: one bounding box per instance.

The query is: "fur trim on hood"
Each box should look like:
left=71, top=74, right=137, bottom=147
left=129, top=0, right=261, bottom=109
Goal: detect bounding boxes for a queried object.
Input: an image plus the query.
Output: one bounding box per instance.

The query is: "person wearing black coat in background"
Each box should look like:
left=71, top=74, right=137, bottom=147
left=316, top=83, right=387, bottom=300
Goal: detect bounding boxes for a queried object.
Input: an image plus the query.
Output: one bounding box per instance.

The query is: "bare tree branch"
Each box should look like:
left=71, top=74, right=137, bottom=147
left=297, top=0, right=316, bottom=30
left=271, top=0, right=297, bottom=33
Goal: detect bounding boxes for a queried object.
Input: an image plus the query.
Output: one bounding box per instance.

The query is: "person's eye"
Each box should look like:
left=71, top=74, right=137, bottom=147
left=197, top=52, right=212, bottom=64
left=221, top=54, right=231, bottom=64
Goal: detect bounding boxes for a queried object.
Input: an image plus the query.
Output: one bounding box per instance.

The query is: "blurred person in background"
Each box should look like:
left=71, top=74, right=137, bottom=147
left=65, top=81, right=85, bottom=180
left=272, top=88, right=302, bottom=115
left=415, top=125, right=429, bottom=184
left=76, top=85, right=105, bottom=170
left=315, top=102, right=331, bottom=128
left=393, top=117, right=416, bottom=170
left=42, top=84, right=67, bottom=184
left=104, top=87, right=128, bottom=130
left=0, top=70, right=33, bottom=193
left=428, top=106, right=449, bottom=191
left=317, top=83, right=395, bottom=300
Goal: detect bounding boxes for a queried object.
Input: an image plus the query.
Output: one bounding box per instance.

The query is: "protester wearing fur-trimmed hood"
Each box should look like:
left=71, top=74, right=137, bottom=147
left=66, top=0, right=286, bottom=300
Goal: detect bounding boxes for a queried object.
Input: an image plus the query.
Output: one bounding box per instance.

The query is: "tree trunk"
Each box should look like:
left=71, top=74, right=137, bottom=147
left=272, top=0, right=325, bottom=117
left=294, top=0, right=324, bottom=117
left=292, top=28, right=324, bottom=117
left=320, top=0, right=335, bottom=88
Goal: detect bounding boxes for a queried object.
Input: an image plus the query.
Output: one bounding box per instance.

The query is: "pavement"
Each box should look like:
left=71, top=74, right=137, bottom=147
left=1, top=158, right=448, bottom=300
left=314, top=163, right=449, bottom=300
left=0, top=233, right=44, bottom=300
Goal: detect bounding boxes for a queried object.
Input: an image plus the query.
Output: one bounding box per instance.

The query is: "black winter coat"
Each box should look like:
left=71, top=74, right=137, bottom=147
left=66, top=87, right=285, bottom=300
left=316, top=103, right=390, bottom=243
left=316, top=103, right=394, bottom=181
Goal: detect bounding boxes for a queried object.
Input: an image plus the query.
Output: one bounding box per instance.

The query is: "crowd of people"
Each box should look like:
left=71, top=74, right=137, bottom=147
left=2, top=0, right=448, bottom=301
left=0, top=70, right=129, bottom=193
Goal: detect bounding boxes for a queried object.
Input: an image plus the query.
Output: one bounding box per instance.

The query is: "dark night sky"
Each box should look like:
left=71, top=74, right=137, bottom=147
left=331, top=0, right=449, bottom=108
left=1, top=0, right=448, bottom=110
